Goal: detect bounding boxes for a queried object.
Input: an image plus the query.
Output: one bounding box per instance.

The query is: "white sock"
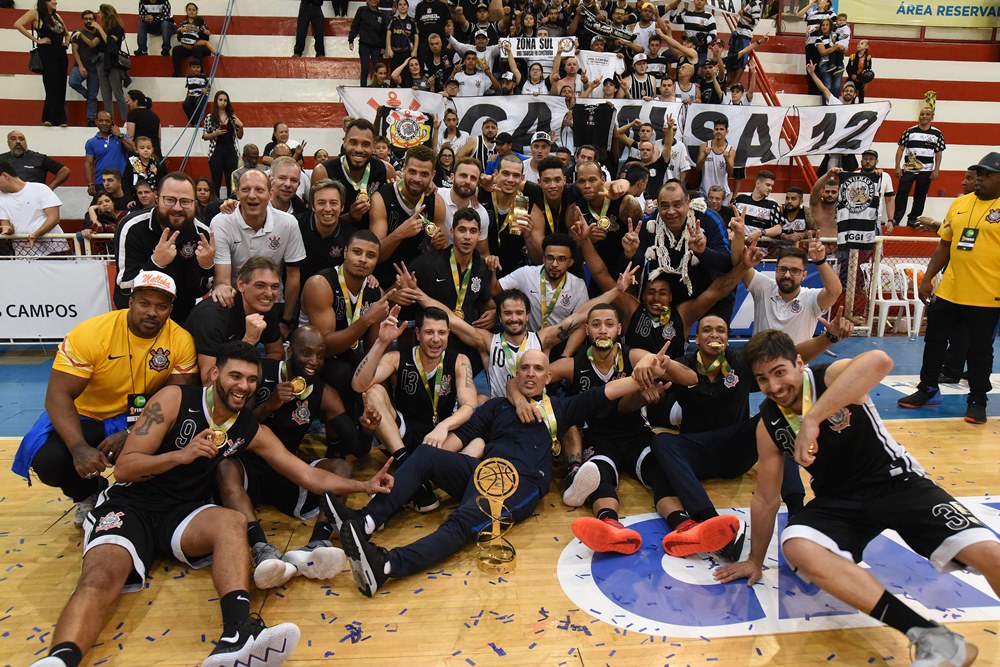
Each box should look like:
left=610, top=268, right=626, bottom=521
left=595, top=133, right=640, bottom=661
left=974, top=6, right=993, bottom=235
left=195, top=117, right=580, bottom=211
left=383, top=561, right=391, bottom=576
left=364, top=514, right=376, bottom=536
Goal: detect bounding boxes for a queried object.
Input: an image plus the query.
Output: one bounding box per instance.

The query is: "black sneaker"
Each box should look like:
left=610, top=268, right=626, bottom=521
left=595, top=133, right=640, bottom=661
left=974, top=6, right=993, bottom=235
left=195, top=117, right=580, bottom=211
left=408, top=481, right=440, bottom=513
left=965, top=403, right=987, bottom=425
left=714, top=518, right=747, bottom=562
left=340, top=519, right=389, bottom=597
left=937, top=373, right=961, bottom=384
left=321, top=492, right=364, bottom=538
left=160, top=48, right=170, bottom=56
left=202, top=614, right=300, bottom=667
left=898, top=388, right=942, bottom=409
left=133, top=49, right=147, bottom=56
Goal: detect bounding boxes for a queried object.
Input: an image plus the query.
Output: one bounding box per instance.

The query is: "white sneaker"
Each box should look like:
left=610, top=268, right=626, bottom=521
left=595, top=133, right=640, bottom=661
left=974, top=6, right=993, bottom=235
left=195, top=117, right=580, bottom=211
left=562, top=460, right=601, bottom=507
left=907, top=625, right=978, bottom=667
left=251, top=542, right=297, bottom=589
left=73, top=492, right=99, bottom=527
left=282, top=540, right=346, bottom=579
left=30, top=657, right=69, bottom=666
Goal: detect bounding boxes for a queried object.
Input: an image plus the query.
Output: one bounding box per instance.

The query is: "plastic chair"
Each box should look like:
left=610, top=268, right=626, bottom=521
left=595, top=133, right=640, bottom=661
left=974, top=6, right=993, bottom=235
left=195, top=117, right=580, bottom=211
left=872, top=263, right=911, bottom=337
left=896, top=262, right=928, bottom=336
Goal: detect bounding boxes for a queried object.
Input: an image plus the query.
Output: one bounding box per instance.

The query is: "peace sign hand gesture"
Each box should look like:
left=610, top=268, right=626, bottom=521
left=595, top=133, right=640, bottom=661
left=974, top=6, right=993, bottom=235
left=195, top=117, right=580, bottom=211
left=687, top=215, right=706, bottom=254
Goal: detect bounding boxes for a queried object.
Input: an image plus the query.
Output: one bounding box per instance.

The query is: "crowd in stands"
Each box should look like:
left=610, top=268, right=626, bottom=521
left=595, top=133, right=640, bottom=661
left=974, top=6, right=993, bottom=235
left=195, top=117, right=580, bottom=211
left=5, top=2, right=1000, bottom=667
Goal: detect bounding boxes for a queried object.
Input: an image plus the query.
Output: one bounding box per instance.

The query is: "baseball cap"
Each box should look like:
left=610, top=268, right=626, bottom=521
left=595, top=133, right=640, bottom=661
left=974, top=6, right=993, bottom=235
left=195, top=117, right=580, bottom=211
left=445, top=78, right=459, bottom=87
left=476, top=2, right=488, bottom=8
left=501, top=71, right=515, bottom=81
left=531, top=131, right=552, bottom=144
left=475, top=29, right=489, bottom=38
left=969, top=151, right=1000, bottom=173
left=632, top=53, right=647, bottom=64
left=730, top=82, right=744, bottom=92
left=842, top=80, right=857, bottom=90
left=591, top=35, right=606, bottom=43
left=496, top=132, right=514, bottom=144
left=132, top=270, right=177, bottom=299
left=861, top=148, right=878, bottom=159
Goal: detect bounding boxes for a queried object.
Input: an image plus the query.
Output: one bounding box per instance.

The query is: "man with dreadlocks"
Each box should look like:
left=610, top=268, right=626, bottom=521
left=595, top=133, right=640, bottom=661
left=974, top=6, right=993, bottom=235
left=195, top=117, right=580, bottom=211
left=638, top=180, right=736, bottom=322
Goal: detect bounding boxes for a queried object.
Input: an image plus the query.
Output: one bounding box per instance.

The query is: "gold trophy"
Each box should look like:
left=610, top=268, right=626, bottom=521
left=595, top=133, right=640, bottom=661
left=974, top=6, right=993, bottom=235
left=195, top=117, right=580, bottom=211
left=510, top=193, right=529, bottom=236
left=473, top=458, right=520, bottom=574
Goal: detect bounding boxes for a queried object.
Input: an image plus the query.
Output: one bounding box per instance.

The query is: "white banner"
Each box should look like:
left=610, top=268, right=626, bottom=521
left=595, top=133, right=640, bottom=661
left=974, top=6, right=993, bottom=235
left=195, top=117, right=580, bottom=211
left=682, top=103, right=790, bottom=167
left=0, top=260, right=111, bottom=339
left=786, top=102, right=892, bottom=157
left=579, top=50, right=626, bottom=85
left=672, top=0, right=740, bottom=15
left=451, top=95, right=570, bottom=150
left=500, top=35, right=578, bottom=59
left=337, top=87, right=445, bottom=124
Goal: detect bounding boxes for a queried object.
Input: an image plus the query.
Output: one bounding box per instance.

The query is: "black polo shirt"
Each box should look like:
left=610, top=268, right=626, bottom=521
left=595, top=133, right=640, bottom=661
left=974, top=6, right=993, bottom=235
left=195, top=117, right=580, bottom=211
left=296, top=213, right=358, bottom=287
left=0, top=150, right=64, bottom=184
left=183, top=296, right=282, bottom=357
left=409, top=248, right=492, bottom=323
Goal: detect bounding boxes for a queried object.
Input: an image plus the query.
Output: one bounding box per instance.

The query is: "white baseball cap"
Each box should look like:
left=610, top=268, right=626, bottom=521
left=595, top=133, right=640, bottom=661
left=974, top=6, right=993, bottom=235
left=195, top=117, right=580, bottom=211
left=132, top=270, right=177, bottom=299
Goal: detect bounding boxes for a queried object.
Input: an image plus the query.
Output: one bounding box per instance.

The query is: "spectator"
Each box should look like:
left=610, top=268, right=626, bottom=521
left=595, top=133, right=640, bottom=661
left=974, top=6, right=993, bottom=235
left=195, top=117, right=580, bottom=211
left=294, top=0, right=327, bottom=58
left=520, top=62, right=548, bottom=95
left=202, top=90, right=244, bottom=198
left=369, top=61, right=391, bottom=87
left=262, top=122, right=305, bottom=166
left=696, top=118, right=734, bottom=203
left=69, top=9, right=102, bottom=127
left=181, top=58, right=210, bottom=122
left=898, top=153, right=1000, bottom=424
left=85, top=111, right=133, bottom=197
left=135, top=0, right=174, bottom=56
left=0, top=130, right=71, bottom=189
left=452, top=50, right=499, bottom=95
left=813, top=18, right=840, bottom=99
left=726, top=0, right=761, bottom=85
left=134, top=177, right=157, bottom=209
left=171, top=2, right=212, bottom=77
left=797, top=0, right=835, bottom=93
left=100, top=168, right=134, bottom=212
left=332, top=0, right=349, bottom=18
left=385, top=0, right=417, bottom=69
left=805, top=61, right=858, bottom=107
left=435, top=145, right=456, bottom=188
left=193, top=174, right=217, bottom=222
left=125, top=136, right=161, bottom=193
left=392, top=57, right=432, bottom=90
left=0, top=159, right=69, bottom=256
left=732, top=170, right=785, bottom=239
left=126, top=90, right=163, bottom=161
left=349, top=0, right=388, bottom=87
left=780, top=186, right=815, bottom=241
left=114, top=172, right=213, bottom=323
left=82, top=192, right=119, bottom=240
left=210, top=170, right=307, bottom=336
left=665, top=0, right=717, bottom=66
left=414, top=0, right=450, bottom=61
left=435, top=109, right=469, bottom=152
left=845, top=38, right=873, bottom=102
left=94, top=3, right=129, bottom=124
left=230, top=144, right=264, bottom=194
left=894, top=106, right=946, bottom=228
left=14, top=0, right=69, bottom=127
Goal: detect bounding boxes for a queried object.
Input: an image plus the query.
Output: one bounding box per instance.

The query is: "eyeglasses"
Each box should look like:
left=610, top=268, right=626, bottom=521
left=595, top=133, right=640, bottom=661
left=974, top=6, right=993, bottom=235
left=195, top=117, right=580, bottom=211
left=544, top=255, right=571, bottom=264
left=775, top=266, right=804, bottom=276
left=161, top=196, right=196, bottom=209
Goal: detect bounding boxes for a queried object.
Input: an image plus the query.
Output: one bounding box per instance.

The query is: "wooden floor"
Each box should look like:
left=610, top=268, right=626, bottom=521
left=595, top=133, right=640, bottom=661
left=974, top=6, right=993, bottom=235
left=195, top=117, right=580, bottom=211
left=2, top=418, right=999, bottom=666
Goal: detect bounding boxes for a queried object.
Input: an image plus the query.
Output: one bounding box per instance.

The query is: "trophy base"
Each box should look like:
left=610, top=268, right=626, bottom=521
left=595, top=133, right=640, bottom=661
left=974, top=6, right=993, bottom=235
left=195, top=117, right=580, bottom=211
left=476, top=540, right=516, bottom=575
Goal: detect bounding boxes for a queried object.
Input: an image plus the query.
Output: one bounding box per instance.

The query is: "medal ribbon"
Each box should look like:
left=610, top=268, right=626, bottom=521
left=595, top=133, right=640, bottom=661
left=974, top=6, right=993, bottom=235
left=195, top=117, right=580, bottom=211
left=205, top=385, right=238, bottom=435
left=450, top=249, right=473, bottom=314
left=397, top=179, right=425, bottom=214
left=533, top=392, right=560, bottom=455
left=587, top=343, right=624, bottom=375
left=340, top=155, right=371, bottom=193
left=544, top=199, right=561, bottom=234
left=588, top=196, right=610, bottom=224
left=696, top=350, right=731, bottom=377
left=501, top=334, right=527, bottom=377
left=414, top=347, right=445, bottom=425
left=778, top=370, right=813, bottom=436
left=336, top=265, right=363, bottom=328
left=279, top=360, right=313, bottom=399
left=493, top=193, right=514, bottom=235
left=539, top=269, right=566, bottom=327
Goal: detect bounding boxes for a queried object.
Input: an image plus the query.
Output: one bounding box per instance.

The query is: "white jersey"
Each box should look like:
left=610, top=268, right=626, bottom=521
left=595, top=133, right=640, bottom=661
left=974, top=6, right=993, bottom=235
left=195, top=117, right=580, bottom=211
left=701, top=142, right=732, bottom=202
left=487, top=331, right=542, bottom=398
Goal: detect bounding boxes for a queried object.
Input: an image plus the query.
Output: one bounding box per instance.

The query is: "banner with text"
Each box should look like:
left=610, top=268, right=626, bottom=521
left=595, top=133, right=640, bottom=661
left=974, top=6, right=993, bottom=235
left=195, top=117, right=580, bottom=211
left=338, top=87, right=445, bottom=124
left=839, top=0, right=1000, bottom=28
left=451, top=95, right=571, bottom=150
left=785, top=102, right=892, bottom=158
left=0, top=260, right=111, bottom=340
left=500, top=35, right=578, bottom=59
left=682, top=103, right=791, bottom=167
left=579, top=50, right=627, bottom=85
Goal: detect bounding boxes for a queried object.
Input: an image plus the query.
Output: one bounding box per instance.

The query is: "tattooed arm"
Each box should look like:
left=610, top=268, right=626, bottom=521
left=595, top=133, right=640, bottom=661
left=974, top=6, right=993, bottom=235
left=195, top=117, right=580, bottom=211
left=115, top=386, right=218, bottom=482
left=422, top=354, right=478, bottom=451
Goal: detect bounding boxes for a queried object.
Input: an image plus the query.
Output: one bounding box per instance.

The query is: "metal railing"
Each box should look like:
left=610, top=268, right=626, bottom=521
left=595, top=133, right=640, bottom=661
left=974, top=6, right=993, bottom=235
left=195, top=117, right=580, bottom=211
left=0, top=233, right=116, bottom=259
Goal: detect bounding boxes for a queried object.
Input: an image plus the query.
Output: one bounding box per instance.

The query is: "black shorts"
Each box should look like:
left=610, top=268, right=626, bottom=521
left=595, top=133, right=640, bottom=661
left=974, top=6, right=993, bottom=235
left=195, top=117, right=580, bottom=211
left=781, top=476, right=998, bottom=578
left=732, top=166, right=746, bottom=180
left=240, top=452, right=321, bottom=520
left=83, top=494, right=214, bottom=593
left=583, top=430, right=652, bottom=484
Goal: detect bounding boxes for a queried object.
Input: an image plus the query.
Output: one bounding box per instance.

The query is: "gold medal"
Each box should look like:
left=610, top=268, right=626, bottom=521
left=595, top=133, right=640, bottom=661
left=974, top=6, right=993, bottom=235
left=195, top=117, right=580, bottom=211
left=455, top=308, right=464, bottom=319
left=290, top=376, right=307, bottom=394
left=422, top=217, right=437, bottom=236
left=209, top=429, right=228, bottom=446
left=597, top=216, right=611, bottom=230
left=708, top=341, right=725, bottom=351
left=594, top=338, right=614, bottom=350
left=356, top=190, right=369, bottom=203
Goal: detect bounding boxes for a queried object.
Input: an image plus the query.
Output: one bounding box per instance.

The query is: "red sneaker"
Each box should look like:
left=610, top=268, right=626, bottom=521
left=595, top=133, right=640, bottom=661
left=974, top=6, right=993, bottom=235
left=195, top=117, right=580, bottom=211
left=661, top=516, right=741, bottom=557
left=572, top=516, right=642, bottom=555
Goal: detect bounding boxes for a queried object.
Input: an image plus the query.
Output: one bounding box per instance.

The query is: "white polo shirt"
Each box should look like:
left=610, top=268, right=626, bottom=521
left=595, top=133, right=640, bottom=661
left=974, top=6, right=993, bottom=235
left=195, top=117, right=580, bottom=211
left=499, top=265, right=589, bottom=331
left=748, top=271, right=823, bottom=344
left=210, top=204, right=307, bottom=298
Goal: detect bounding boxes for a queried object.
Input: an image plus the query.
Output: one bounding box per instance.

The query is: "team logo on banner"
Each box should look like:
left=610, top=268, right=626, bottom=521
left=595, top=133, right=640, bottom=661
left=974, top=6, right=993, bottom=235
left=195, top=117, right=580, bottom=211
left=385, top=108, right=432, bottom=150
left=557, top=498, right=1000, bottom=638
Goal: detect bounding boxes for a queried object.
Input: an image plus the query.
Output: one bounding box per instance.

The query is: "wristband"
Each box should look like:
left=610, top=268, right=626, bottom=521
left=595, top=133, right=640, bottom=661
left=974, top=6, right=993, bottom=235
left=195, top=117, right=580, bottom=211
left=811, top=257, right=827, bottom=265
left=825, top=331, right=839, bottom=343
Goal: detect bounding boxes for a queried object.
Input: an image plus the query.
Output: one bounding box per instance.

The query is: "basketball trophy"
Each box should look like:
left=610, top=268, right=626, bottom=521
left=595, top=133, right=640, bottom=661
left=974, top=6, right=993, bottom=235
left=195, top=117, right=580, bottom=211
left=473, top=457, right=520, bottom=574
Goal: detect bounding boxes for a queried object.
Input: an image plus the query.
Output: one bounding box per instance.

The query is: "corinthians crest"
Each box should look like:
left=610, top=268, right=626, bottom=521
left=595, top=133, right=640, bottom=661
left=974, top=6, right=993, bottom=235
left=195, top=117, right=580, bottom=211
left=148, top=347, right=170, bottom=372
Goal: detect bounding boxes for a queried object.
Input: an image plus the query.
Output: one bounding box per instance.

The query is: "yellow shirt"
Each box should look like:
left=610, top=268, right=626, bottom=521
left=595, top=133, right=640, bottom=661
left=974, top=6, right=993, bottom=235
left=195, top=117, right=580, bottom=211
left=52, top=309, right=198, bottom=420
left=937, top=192, right=1000, bottom=308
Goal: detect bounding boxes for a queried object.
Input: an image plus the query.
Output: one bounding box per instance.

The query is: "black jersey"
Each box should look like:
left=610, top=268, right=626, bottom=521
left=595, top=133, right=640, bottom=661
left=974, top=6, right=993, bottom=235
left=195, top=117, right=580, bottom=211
left=375, top=181, right=439, bottom=284
left=759, top=364, right=924, bottom=498
left=647, top=348, right=750, bottom=433
left=482, top=186, right=541, bottom=277
left=624, top=303, right=686, bottom=358
left=316, top=266, right=382, bottom=363
left=108, top=385, right=260, bottom=509
left=572, top=104, right=616, bottom=151
left=320, top=156, right=390, bottom=229
left=254, top=358, right=326, bottom=453
left=471, top=136, right=498, bottom=170
left=394, top=347, right=461, bottom=438
left=577, top=194, right=629, bottom=277
left=571, top=344, right=649, bottom=438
